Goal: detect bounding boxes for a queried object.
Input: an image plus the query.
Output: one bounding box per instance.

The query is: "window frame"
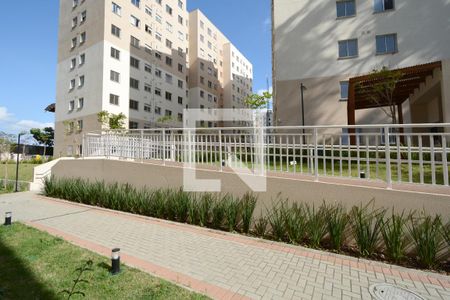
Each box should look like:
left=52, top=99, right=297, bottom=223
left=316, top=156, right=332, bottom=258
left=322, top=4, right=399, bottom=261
left=338, top=38, right=358, bottom=59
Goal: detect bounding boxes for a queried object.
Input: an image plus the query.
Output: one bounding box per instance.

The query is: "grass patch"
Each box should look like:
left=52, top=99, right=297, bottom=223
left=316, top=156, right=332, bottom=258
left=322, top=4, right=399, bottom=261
left=0, top=163, right=34, bottom=182
left=0, top=223, right=209, bottom=299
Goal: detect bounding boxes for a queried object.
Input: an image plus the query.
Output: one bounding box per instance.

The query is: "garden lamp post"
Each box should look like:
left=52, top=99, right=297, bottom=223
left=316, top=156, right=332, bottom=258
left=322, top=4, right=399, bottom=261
left=15, top=132, right=25, bottom=193
left=4, top=212, right=12, bottom=226
left=111, top=248, right=121, bottom=275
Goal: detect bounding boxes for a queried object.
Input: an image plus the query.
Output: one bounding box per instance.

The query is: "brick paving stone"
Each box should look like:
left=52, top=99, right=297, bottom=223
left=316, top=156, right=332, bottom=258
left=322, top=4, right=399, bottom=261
left=1, top=192, right=449, bottom=300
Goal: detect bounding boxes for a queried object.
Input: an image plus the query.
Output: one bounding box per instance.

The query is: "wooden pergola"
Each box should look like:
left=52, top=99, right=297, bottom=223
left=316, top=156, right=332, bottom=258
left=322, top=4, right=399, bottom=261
left=347, top=61, right=442, bottom=127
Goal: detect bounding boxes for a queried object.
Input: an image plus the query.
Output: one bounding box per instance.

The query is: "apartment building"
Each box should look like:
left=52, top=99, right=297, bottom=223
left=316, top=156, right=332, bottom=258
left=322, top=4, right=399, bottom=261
left=273, top=0, right=450, bottom=129
left=188, top=10, right=253, bottom=127
left=55, top=0, right=252, bottom=157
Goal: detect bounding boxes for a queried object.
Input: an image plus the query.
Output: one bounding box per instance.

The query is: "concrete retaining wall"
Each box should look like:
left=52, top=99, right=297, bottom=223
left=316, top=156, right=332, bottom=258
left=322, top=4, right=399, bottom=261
left=51, top=159, right=450, bottom=217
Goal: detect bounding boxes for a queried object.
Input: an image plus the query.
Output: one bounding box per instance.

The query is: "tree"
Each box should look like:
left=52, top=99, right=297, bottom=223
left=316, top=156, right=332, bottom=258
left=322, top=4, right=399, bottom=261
left=357, top=67, right=403, bottom=125
left=30, top=127, right=54, bottom=157
left=244, top=92, right=272, bottom=109
left=97, top=111, right=127, bottom=130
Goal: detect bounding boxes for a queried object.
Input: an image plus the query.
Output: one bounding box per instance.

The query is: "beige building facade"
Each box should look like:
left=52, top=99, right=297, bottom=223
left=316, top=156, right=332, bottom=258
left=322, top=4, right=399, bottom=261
left=55, top=0, right=252, bottom=157
left=272, top=0, right=450, bottom=128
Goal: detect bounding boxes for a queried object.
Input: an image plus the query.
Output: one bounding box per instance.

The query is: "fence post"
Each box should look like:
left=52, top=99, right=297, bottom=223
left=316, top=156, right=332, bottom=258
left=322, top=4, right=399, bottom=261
left=140, top=130, right=144, bottom=163
left=162, top=128, right=166, bottom=166
left=219, top=129, right=223, bottom=172
left=443, top=135, right=449, bottom=186
left=314, top=128, right=319, bottom=182
left=384, top=126, right=392, bottom=189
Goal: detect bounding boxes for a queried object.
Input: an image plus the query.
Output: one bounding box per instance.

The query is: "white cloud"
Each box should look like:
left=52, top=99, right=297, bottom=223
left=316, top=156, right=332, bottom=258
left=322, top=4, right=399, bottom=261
left=0, top=106, right=54, bottom=133
left=0, top=106, right=13, bottom=121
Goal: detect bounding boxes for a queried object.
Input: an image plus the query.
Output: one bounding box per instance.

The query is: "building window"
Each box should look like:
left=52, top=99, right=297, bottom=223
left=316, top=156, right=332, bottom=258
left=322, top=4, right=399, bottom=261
left=178, top=113, right=183, bottom=122
left=144, top=84, right=151, bottom=93
left=79, top=53, right=85, bottom=65
left=200, top=90, right=205, bottom=98
left=374, top=0, right=394, bottom=13
left=166, top=5, right=173, bottom=15
left=178, top=15, right=183, bottom=25
left=155, top=14, right=162, bottom=24
left=131, top=36, right=140, bottom=48
left=77, top=120, right=83, bottom=132
left=145, top=6, right=153, bottom=16
left=130, top=56, right=140, bottom=69
left=69, top=100, right=75, bottom=111
left=178, top=64, right=183, bottom=73
left=376, top=34, right=398, bottom=54
left=145, top=24, right=152, bottom=35
left=78, top=75, right=85, bottom=87
left=130, top=78, right=139, bottom=89
left=166, top=39, right=172, bottom=49
left=111, top=47, right=120, bottom=60
left=71, top=37, right=77, bottom=49
left=130, top=15, right=140, bottom=27
left=112, top=2, right=121, bottom=15
left=155, top=32, right=162, bottom=41
left=80, top=11, right=86, bottom=23
left=336, top=1, right=356, bottom=18
left=338, top=39, right=358, bottom=58
left=78, top=98, right=84, bottom=109
left=110, top=70, right=120, bottom=82
left=155, top=51, right=162, bottom=60
left=79, top=32, right=86, bottom=44
left=178, top=0, right=183, bottom=9
left=155, top=69, right=162, bottom=78
left=166, top=56, right=172, bottom=66
left=144, top=104, right=152, bottom=112
left=129, top=121, right=139, bottom=129
left=130, top=100, right=139, bottom=110
left=165, top=74, right=173, bottom=84
left=70, top=58, right=76, bottom=70
left=72, top=17, right=78, bottom=28
left=200, top=76, right=205, bottom=84
left=155, top=106, right=161, bottom=115
left=166, top=22, right=173, bottom=33
left=155, top=88, right=162, bottom=96
left=178, top=80, right=183, bottom=89
left=111, top=24, right=121, bottom=38
left=70, top=79, right=76, bottom=90
left=110, top=94, right=119, bottom=105
left=165, top=110, right=172, bottom=117
left=131, top=0, right=140, bottom=8
left=340, top=81, right=349, bottom=100
left=178, top=96, right=183, bottom=104
left=145, top=64, right=152, bottom=73
left=165, top=92, right=172, bottom=101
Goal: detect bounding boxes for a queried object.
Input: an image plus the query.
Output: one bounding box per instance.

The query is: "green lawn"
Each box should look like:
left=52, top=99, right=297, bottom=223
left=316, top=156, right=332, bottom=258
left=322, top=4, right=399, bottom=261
left=0, top=163, right=35, bottom=182
left=0, top=223, right=209, bottom=299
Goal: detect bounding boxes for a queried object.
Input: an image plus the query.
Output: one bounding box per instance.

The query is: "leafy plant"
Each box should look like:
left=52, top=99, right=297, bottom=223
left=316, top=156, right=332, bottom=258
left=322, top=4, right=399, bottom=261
left=284, top=203, right=307, bottom=245
left=326, top=204, right=349, bottom=251
left=60, top=259, right=93, bottom=299
left=268, top=202, right=287, bottom=241
left=350, top=202, right=385, bottom=257
left=380, top=210, right=409, bottom=263
left=254, top=216, right=268, bottom=237
left=211, top=198, right=226, bottom=229
left=198, top=194, right=212, bottom=227
left=224, top=195, right=241, bottom=232
left=240, top=193, right=257, bottom=234
left=443, top=221, right=450, bottom=247
left=305, top=203, right=328, bottom=248
left=408, top=214, right=443, bottom=269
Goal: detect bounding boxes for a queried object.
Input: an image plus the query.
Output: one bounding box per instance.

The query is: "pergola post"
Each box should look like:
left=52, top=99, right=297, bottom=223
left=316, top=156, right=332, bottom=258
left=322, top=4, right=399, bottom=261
left=397, top=103, right=405, bottom=144
left=347, top=80, right=356, bottom=145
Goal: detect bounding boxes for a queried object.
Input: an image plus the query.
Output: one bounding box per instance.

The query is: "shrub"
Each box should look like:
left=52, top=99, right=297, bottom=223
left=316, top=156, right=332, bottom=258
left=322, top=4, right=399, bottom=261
left=240, top=193, right=257, bottom=234
left=350, top=202, right=385, bottom=257
left=380, top=211, right=409, bottom=263
left=268, top=201, right=287, bottom=241
left=284, top=203, right=306, bottom=245
left=326, top=204, right=349, bottom=251
left=198, top=194, right=213, bottom=227
left=211, top=198, right=226, bottom=229
left=224, top=195, right=241, bottom=232
left=305, top=203, right=328, bottom=248
left=188, top=196, right=200, bottom=225
left=443, top=222, right=450, bottom=247
left=254, top=216, right=268, bottom=238
left=408, top=214, right=443, bottom=269
left=173, top=189, right=190, bottom=223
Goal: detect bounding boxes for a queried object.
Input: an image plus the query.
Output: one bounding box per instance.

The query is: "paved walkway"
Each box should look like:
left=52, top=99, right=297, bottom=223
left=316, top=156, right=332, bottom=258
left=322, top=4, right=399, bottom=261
left=1, top=192, right=449, bottom=300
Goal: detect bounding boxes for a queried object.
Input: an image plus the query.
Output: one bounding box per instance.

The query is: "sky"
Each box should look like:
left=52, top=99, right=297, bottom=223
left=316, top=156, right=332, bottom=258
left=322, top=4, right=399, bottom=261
left=0, top=0, right=272, bottom=134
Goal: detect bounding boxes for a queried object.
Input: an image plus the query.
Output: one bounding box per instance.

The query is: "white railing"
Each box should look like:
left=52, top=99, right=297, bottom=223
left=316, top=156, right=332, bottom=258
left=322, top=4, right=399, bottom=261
left=82, top=124, right=450, bottom=188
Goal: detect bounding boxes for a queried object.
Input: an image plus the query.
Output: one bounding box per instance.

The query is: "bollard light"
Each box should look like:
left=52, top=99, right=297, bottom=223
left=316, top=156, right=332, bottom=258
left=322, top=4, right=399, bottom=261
left=4, top=212, right=12, bottom=226
left=360, top=172, right=366, bottom=179
left=222, top=160, right=226, bottom=167
left=111, top=248, right=121, bottom=275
